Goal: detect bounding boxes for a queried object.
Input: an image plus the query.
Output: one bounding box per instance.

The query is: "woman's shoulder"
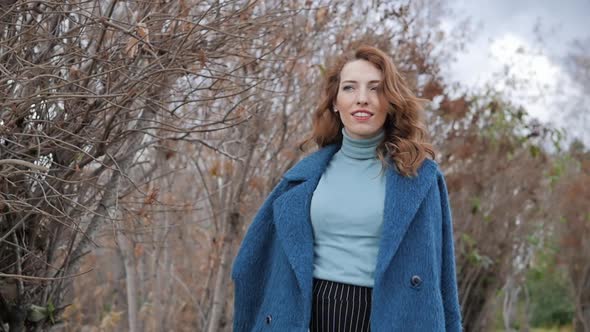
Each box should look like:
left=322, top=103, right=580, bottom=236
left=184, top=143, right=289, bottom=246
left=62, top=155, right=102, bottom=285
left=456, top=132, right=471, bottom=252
left=388, top=156, right=441, bottom=179
left=421, top=157, right=442, bottom=175
left=420, top=158, right=448, bottom=185
left=421, top=158, right=452, bottom=196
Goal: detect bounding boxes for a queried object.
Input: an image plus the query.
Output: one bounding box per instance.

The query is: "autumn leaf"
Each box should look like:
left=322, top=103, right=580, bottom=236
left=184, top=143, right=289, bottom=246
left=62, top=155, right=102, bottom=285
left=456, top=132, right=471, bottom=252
left=422, top=80, right=444, bottom=100
left=125, top=36, right=139, bottom=58
left=144, top=187, right=159, bottom=205
left=315, top=7, right=328, bottom=27
left=223, top=160, right=233, bottom=174
left=209, top=160, right=220, bottom=177
left=134, top=243, right=144, bottom=258
left=136, top=23, right=149, bottom=43
left=198, top=49, right=207, bottom=68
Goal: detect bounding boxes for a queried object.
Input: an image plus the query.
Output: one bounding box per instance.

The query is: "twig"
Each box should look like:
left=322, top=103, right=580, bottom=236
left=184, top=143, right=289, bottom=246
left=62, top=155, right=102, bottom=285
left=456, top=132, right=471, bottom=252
left=0, top=159, right=49, bottom=172
left=0, top=269, right=94, bottom=282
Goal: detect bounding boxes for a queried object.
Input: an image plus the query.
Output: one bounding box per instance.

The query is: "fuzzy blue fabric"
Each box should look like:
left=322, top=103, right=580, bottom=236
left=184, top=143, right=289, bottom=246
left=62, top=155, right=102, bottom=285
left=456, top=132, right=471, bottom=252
left=231, top=144, right=463, bottom=331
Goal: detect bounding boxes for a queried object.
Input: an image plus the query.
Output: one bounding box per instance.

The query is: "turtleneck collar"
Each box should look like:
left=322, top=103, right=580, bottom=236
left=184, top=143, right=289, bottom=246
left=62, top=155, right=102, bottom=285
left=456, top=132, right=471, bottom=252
left=340, top=127, right=385, bottom=160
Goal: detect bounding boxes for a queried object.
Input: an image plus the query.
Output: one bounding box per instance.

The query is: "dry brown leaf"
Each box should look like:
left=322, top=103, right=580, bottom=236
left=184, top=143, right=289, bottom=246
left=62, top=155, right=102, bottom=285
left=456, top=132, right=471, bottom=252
left=144, top=187, right=159, bottom=205
left=179, top=0, right=189, bottom=17
left=125, top=36, right=139, bottom=58
left=198, top=49, right=207, bottom=68
left=223, top=160, right=234, bottom=174
left=134, top=243, right=144, bottom=258
left=136, top=23, right=149, bottom=43
left=99, top=310, right=123, bottom=330
left=209, top=160, right=220, bottom=177
left=315, top=7, right=328, bottom=26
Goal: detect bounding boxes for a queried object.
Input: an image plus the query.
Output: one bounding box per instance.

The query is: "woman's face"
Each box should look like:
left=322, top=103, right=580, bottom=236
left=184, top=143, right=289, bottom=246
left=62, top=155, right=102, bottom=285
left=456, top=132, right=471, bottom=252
left=334, top=59, right=387, bottom=140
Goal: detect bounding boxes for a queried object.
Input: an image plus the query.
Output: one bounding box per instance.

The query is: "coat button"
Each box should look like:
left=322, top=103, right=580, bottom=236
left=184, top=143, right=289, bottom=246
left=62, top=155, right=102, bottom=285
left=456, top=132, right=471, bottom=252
left=265, top=314, right=272, bottom=324
left=410, top=275, right=422, bottom=287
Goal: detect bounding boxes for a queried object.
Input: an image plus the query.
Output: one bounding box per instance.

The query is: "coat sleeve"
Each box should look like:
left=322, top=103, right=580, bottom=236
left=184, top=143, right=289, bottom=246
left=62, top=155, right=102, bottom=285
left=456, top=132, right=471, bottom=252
left=231, top=178, right=288, bottom=332
left=437, top=170, right=463, bottom=331
left=231, top=177, right=287, bottom=281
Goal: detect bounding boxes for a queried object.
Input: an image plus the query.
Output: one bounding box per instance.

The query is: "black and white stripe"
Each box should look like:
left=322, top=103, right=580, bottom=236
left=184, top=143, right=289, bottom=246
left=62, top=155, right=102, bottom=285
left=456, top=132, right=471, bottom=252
left=310, top=278, right=372, bottom=332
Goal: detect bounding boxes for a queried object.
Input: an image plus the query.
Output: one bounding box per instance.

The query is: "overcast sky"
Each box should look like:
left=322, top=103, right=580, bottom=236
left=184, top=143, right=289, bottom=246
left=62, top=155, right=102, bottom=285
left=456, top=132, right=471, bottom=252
left=443, top=0, right=590, bottom=145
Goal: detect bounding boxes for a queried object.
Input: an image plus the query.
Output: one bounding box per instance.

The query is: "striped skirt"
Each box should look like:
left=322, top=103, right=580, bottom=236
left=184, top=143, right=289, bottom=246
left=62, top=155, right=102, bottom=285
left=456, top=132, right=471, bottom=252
left=309, top=278, right=372, bottom=332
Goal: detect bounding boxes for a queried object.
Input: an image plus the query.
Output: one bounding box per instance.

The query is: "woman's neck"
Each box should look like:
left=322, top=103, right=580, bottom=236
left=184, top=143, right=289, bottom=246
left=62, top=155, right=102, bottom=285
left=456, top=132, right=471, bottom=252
left=340, top=128, right=385, bottom=160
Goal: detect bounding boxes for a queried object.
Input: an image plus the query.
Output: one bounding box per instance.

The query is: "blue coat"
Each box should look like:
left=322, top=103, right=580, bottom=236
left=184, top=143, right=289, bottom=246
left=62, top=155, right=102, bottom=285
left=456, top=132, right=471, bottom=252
left=231, top=144, right=463, bottom=331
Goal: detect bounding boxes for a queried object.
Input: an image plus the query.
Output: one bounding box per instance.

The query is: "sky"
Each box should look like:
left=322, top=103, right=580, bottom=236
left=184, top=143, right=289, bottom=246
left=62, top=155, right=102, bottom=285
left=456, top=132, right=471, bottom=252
left=443, top=0, right=590, bottom=146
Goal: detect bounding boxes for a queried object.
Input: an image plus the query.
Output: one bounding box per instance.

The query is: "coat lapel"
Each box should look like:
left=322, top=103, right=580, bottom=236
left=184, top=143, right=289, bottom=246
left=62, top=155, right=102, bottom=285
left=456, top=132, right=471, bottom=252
left=272, top=144, right=438, bottom=297
left=373, top=160, right=438, bottom=284
left=272, top=145, right=339, bottom=297
left=272, top=180, right=315, bottom=297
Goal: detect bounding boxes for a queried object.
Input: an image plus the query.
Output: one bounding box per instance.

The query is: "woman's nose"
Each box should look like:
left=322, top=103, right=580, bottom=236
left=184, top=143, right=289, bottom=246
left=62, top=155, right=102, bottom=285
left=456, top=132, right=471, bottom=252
left=356, top=88, right=369, bottom=105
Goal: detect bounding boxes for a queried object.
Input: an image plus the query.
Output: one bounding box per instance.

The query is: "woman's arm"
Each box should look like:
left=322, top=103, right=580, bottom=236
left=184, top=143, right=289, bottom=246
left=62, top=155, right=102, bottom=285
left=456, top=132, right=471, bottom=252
left=437, top=171, right=463, bottom=331
left=231, top=178, right=288, bottom=281
left=231, top=178, right=288, bottom=331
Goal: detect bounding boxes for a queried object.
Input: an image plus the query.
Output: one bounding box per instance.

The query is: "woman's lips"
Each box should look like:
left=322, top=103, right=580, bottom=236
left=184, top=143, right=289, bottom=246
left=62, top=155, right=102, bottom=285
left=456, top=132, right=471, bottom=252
left=352, top=111, right=373, bottom=121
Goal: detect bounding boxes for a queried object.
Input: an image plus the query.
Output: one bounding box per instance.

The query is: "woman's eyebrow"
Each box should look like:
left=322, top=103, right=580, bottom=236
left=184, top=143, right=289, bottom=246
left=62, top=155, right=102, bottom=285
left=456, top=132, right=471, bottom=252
left=341, top=80, right=382, bottom=84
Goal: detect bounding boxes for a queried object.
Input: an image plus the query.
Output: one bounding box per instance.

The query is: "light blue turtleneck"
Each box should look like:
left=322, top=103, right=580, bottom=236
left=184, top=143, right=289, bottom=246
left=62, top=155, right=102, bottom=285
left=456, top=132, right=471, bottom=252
left=310, top=128, right=386, bottom=287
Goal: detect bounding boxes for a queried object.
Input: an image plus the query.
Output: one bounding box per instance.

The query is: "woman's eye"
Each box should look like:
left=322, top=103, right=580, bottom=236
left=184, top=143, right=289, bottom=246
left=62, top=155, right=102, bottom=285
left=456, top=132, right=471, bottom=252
left=342, top=86, right=353, bottom=91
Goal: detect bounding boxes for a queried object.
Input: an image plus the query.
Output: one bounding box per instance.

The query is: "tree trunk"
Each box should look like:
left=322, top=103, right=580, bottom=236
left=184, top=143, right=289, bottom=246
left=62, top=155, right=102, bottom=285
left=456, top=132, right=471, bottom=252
left=159, top=219, right=172, bottom=332
left=206, top=116, right=258, bottom=331
left=206, top=212, right=239, bottom=332
left=502, top=277, right=518, bottom=332
left=573, top=265, right=590, bottom=332
left=573, top=302, right=590, bottom=332
left=117, top=231, right=139, bottom=332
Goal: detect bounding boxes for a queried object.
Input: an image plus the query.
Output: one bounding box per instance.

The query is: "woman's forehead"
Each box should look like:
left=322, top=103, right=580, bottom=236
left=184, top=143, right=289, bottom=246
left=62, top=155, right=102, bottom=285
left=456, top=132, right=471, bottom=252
left=340, top=59, right=382, bottom=82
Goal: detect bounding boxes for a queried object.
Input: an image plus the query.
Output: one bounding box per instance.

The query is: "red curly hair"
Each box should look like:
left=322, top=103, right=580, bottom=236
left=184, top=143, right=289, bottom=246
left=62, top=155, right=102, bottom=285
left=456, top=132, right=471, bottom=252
left=300, top=45, right=435, bottom=177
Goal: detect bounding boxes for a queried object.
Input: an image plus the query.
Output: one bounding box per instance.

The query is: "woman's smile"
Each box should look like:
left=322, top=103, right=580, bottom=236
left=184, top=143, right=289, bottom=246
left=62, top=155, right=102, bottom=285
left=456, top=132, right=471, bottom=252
left=351, top=109, right=374, bottom=121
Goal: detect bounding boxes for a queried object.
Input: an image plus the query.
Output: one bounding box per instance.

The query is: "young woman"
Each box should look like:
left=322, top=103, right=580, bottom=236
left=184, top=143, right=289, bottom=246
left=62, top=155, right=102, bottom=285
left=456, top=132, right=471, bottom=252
left=231, top=45, right=463, bottom=332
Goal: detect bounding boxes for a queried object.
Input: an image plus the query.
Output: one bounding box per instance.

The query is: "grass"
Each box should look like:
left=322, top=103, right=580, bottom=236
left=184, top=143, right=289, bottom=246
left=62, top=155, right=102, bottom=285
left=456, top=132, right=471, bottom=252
left=494, top=325, right=573, bottom=332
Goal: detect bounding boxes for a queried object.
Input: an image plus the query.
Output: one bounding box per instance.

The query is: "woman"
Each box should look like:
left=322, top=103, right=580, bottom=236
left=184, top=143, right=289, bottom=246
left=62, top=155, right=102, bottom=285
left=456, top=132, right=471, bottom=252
left=231, top=45, right=462, bottom=332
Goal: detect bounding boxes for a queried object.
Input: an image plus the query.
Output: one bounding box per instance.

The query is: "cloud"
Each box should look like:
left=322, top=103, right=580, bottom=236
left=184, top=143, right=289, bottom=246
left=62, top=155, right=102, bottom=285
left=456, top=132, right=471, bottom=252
left=443, top=0, right=590, bottom=145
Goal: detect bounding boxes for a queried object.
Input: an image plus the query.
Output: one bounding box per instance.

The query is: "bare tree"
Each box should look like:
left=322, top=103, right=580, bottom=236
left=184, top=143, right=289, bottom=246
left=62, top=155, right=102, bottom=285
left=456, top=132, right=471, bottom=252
left=0, top=0, right=292, bottom=330
left=1, top=0, right=478, bottom=331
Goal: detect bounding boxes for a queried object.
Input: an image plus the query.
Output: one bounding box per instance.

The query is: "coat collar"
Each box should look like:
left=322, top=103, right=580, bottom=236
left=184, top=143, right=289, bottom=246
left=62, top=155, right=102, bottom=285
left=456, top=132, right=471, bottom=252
left=273, top=144, right=438, bottom=300
left=282, top=144, right=341, bottom=182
